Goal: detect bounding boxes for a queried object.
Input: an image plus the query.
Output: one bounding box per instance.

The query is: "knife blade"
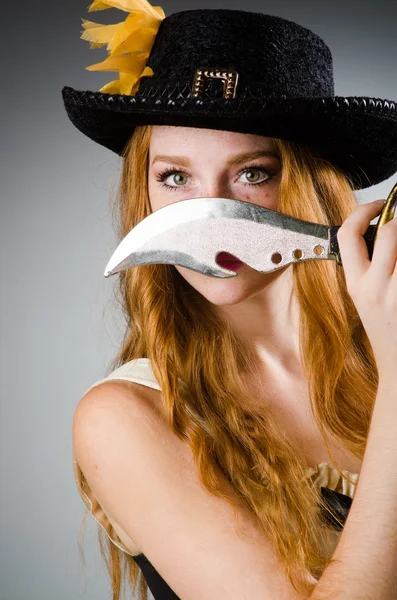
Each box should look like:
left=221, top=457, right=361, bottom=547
left=103, top=196, right=380, bottom=279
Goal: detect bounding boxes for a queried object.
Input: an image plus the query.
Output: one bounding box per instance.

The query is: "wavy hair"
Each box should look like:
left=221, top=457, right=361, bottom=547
left=78, top=124, right=378, bottom=599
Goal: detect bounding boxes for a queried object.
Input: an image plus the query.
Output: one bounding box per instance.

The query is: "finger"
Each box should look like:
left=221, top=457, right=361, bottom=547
left=369, top=217, right=397, bottom=281
left=337, top=199, right=385, bottom=282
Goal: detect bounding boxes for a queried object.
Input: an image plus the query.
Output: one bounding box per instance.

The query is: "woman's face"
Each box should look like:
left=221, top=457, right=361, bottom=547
left=148, top=125, right=285, bottom=306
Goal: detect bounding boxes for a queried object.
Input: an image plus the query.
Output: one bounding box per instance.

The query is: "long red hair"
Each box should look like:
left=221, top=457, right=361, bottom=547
left=79, top=125, right=377, bottom=599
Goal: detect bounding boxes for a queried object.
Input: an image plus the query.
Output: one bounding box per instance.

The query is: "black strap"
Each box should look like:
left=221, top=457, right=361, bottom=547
left=319, top=486, right=353, bottom=531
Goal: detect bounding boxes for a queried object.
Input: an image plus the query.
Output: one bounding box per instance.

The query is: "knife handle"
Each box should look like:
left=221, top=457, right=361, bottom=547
left=329, top=224, right=378, bottom=266
left=329, top=183, right=397, bottom=266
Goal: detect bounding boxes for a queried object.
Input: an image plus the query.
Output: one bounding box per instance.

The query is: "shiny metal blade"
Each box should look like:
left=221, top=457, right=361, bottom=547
left=104, top=197, right=333, bottom=278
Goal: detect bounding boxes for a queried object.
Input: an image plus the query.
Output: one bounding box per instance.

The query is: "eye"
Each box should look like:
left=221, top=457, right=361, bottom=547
left=155, top=164, right=277, bottom=191
left=244, top=169, right=261, bottom=183
left=156, top=168, right=190, bottom=189
left=166, top=172, right=188, bottom=186
left=238, top=166, right=274, bottom=185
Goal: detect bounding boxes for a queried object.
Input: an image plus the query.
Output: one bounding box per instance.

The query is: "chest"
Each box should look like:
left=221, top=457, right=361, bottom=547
left=245, top=372, right=362, bottom=474
left=106, top=378, right=362, bottom=560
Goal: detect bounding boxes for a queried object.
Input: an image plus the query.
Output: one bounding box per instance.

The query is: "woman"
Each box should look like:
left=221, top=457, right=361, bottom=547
left=62, top=1, right=397, bottom=599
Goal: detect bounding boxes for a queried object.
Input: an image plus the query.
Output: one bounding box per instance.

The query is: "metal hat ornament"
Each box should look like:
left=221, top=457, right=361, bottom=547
left=62, top=0, right=397, bottom=190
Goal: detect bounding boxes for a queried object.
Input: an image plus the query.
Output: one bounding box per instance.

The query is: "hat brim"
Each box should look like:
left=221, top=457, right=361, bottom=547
left=62, top=86, right=397, bottom=190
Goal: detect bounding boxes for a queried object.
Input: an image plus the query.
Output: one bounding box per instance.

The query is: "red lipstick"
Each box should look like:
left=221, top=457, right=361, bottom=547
left=216, top=251, right=245, bottom=271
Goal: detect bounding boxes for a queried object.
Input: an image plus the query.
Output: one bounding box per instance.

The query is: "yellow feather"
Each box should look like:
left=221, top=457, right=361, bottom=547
left=122, top=66, right=154, bottom=94
left=106, top=12, right=148, bottom=53
left=153, top=6, right=165, bottom=19
left=81, top=18, right=102, bottom=29
left=99, top=78, right=123, bottom=93
left=97, top=65, right=153, bottom=94
left=110, top=26, right=157, bottom=57
left=81, top=21, right=124, bottom=46
left=119, top=0, right=164, bottom=20
left=88, top=0, right=163, bottom=17
left=83, top=0, right=165, bottom=96
left=119, top=72, right=137, bottom=94
left=87, top=1, right=111, bottom=11
left=86, top=52, right=149, bottom=75
left=140, top=65, right=154, bottom=78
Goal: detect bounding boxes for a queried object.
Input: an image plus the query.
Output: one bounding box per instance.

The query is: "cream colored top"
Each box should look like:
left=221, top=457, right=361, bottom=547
left=72, top=358, right=359, bottom=560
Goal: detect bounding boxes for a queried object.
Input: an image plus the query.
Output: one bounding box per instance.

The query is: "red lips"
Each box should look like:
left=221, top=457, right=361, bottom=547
left=216, top=251, right=242, bottom=263
left=216, top=252, right=245, bottom=271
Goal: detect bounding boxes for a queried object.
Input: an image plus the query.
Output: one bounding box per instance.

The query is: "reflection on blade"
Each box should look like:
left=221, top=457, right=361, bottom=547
left=104, top=196, right=331, bottom=278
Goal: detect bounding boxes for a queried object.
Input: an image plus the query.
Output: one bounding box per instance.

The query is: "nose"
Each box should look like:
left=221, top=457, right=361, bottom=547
left=197, top=181, right=233, bottom=200
left=191, top=171, right=232, bottom=200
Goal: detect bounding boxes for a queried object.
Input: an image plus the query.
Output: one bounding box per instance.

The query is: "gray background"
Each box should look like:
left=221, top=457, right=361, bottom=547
left=1, top=0, right=396, bottom=598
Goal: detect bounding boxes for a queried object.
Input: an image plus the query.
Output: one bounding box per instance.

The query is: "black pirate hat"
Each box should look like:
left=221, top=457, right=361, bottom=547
left=61, top=1, right=397, bottom=190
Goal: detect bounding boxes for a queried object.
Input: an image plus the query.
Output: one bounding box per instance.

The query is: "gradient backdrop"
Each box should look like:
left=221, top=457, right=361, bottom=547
left=2, top=0, right=397, bottom=599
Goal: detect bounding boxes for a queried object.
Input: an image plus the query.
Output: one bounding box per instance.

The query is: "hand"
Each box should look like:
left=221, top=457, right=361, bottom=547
left=337, top=199, right=397, bottom=376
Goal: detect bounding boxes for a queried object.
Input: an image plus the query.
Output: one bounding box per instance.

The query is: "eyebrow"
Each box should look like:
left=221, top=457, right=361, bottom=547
left=151, top=150, right=281, bottom=168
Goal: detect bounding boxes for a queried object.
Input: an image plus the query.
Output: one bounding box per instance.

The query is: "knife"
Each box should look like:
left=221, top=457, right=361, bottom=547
left=104, top=182, right=397, bottom=279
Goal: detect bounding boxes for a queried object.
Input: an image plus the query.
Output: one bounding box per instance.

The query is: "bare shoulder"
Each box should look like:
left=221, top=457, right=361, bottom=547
left=73, top=380, right=316, bottom=599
